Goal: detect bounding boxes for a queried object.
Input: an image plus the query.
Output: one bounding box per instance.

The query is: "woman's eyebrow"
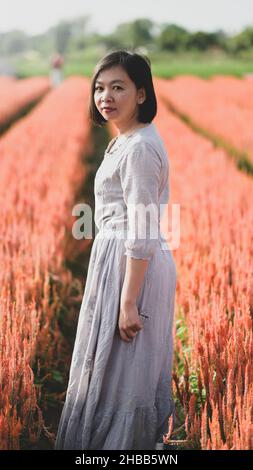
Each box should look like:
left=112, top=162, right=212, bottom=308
left=95, top=79, right=125, bottom=84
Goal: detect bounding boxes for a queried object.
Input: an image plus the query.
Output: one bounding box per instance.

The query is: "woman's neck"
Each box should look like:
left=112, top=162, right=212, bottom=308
left=116, top=122, right=150, bottom=137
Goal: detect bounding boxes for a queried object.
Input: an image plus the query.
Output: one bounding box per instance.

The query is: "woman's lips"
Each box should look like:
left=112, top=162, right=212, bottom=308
left=103, top=107, right=116, bottom=113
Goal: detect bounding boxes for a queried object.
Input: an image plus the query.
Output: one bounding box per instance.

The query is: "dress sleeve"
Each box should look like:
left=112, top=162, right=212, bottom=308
left=119, top=141, right=162, bottom=260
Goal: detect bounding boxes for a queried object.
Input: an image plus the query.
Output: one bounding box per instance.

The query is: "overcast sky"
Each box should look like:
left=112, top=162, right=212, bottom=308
left=1, top=0, right=252, bottom=35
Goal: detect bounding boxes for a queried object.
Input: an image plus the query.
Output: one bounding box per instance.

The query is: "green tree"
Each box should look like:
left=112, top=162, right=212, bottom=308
left=54, top=21, right=72, bottom=54
left=185, top=30, right=223, bottom=51
left=112, top=19, right=155, bottom=48
left=0, top=30, right=28, bottom=55
left=227, top=26, right=253, bottom=53
left=157, top=24, right=189, bottom=51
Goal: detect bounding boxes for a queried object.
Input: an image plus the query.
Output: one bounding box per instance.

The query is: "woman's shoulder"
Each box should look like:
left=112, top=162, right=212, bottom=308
left=125, top=124, right=168, bottom=168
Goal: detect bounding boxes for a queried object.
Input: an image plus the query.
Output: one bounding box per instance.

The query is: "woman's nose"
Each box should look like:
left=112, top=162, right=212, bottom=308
left=101, top=89, right=113, bottom=101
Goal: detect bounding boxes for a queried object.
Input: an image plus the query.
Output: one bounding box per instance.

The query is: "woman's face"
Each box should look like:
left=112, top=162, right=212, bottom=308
left=94, top=65, right=146, bottom=128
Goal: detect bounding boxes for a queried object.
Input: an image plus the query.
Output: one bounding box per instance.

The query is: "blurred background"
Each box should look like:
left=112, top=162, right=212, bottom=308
left=1, top=0, right=253, bottom=79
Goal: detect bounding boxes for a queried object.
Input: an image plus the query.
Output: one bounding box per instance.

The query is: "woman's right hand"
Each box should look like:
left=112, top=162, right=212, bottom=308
left=118, top=300, right=143, bottom=342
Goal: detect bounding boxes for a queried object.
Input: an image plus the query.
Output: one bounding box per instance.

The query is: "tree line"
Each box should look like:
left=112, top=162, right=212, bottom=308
left=0, top=16, right=253, bottom=56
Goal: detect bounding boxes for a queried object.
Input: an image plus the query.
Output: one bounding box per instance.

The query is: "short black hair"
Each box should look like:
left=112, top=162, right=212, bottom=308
left=88, top=49, right=157, bottom=127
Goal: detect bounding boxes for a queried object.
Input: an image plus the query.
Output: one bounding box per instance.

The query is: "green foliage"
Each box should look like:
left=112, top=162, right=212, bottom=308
left=54, top=21, right=72, bottom=54
left=2, top=17, right=253, bottom=63
left=0, top=30, right=29, bottom=55
left=185, top=30, right=225, bottom=51
left=100, top=18, right=155, bottom=50
left=175, top=307, right=190, bottom=377
left=13, top=49, right=253, bottom=79
left=228, top=26, right=253, bottom=53
left=157, top=24, right=190, bottom=51
left=3, top=17, right=253, bottom=79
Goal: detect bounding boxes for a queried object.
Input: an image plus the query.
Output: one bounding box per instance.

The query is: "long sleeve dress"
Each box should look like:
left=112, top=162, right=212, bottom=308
left=54, top=121, right=177, bottom=450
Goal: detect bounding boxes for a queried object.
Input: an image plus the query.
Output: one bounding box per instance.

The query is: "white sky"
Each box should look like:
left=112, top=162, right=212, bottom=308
left=0, top=0, right=252, bottom=35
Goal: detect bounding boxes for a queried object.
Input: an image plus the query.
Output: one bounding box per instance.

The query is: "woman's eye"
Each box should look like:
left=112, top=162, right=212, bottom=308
left=95, top=86, right=122, bottom=91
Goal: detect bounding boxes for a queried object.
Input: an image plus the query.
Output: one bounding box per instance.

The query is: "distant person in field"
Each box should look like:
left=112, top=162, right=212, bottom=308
left=50, top=52, right=64, bottom=87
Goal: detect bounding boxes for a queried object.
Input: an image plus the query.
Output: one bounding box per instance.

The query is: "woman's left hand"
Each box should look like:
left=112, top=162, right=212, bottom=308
left=118, top=301, right=143, bottom=342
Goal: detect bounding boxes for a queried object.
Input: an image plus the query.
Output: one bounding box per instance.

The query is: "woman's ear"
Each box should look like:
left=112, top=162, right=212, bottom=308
left=138, top=87, right=146, bottom=104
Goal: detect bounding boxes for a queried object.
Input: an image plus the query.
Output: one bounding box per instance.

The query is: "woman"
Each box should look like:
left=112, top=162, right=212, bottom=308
left=54, top=49, right=177, bottom=450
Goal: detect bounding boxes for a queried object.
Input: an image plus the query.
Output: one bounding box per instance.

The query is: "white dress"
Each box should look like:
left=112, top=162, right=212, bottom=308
left=54, top=122, right=177, bottom=450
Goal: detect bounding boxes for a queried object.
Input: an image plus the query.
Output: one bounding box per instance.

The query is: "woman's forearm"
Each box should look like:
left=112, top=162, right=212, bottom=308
left=121, top=257, right=149, bottom=305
